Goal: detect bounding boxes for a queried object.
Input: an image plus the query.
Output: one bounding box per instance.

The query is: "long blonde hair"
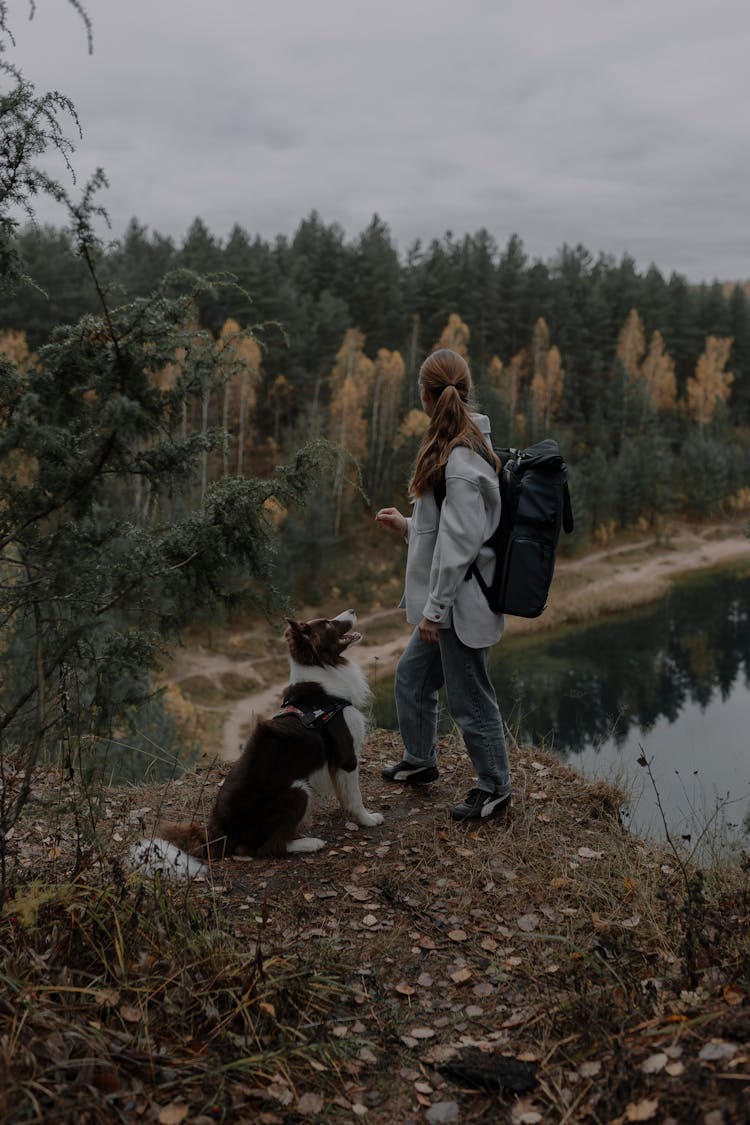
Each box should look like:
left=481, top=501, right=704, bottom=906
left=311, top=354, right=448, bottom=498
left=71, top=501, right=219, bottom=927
left=409, top=349, right=499, bottom=496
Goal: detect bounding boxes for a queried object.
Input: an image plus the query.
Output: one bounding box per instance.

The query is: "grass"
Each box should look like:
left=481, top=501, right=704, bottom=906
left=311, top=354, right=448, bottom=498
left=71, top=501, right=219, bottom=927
left=2, top=734, right=750, bottom=1122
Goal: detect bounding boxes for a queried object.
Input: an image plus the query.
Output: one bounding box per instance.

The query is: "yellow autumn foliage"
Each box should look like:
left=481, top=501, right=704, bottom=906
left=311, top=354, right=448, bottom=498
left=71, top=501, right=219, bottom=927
left=640, top=331, right=677, bottom=411
left=685, top=336, right=734, bottom=425
left=394, top=408, right=430, bottom=447
left=434, top=313, right=470, bottom=357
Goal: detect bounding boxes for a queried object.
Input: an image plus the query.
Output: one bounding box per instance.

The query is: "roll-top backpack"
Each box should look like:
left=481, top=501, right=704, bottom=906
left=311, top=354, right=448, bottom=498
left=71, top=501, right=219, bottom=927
left=435, top=437, right=574, bottom=619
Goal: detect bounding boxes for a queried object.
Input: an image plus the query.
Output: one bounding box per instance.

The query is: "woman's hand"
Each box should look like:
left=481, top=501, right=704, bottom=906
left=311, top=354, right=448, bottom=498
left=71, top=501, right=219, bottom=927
left=375, top=507, right=407, bottom=537
left=418, top=617, right=440, bottom=644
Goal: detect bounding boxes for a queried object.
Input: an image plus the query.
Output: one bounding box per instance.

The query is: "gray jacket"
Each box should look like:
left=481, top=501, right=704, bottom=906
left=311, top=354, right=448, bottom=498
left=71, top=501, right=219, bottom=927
left=401, top=413, right=504, bottom=649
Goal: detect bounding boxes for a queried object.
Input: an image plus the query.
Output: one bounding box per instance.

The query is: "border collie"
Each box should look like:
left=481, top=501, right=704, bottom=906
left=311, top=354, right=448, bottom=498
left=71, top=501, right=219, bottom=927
left=130, top=610, right=383, bottom=877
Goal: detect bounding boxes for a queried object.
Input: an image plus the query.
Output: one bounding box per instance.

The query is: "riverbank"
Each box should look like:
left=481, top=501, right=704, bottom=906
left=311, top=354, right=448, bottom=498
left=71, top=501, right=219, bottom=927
left=168, top=519, right=749, bottom=761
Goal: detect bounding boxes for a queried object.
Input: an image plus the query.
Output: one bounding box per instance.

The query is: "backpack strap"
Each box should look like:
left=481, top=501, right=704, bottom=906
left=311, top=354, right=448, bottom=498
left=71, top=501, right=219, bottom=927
left=563, top=482, right=574, bottom=534
left=433, top=443, right=498, bottom=510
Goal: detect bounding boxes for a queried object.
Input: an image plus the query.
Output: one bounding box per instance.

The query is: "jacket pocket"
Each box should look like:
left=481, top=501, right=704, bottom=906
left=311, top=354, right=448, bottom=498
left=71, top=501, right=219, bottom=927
left=411, top=495, right=437, bottom=533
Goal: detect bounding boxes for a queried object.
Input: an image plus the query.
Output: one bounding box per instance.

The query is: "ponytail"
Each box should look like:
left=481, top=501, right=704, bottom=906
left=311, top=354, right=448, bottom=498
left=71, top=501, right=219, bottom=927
left=409, top=350, right=499, bottom=496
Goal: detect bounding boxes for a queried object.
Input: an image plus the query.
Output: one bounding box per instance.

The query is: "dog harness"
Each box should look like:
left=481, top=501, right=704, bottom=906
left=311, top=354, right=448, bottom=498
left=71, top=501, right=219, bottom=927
left=273, top=694, right=351, bottom=729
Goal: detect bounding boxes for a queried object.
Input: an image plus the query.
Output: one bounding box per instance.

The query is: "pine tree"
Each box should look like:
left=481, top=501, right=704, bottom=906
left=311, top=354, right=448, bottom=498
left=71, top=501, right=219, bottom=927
left=727, top=285, right=750, bottom=424
left=0, top=5, right=335, bottom=880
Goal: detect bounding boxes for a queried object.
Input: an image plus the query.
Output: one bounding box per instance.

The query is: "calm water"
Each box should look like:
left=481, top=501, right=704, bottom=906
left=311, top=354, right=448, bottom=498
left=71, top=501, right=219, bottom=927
left=371, top=562, right=750, bottom=845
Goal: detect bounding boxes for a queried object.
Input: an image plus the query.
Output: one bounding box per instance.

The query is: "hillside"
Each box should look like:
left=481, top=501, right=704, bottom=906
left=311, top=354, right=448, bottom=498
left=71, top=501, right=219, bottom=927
left=3, top=735, right=749, bottom=1122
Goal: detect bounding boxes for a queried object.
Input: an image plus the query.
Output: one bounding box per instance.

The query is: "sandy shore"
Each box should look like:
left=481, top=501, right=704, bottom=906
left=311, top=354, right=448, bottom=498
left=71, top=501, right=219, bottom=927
left=168, top=520, right=749, bottom=760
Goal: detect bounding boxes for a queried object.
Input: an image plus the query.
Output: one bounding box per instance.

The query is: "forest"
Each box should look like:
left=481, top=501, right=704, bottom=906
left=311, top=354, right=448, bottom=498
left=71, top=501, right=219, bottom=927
left=3, top=205, right=750, bottom=800
left=2, top=213, right=750, bottom=606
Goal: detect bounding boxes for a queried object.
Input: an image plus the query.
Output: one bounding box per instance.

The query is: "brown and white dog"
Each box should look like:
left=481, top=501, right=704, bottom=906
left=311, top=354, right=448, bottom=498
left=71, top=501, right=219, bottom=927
left=130, top=610, right=383, bottom=877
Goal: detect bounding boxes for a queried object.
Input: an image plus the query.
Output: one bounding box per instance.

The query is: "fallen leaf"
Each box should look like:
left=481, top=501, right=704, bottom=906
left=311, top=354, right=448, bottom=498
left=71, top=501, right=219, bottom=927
left=641, top=1052, right=667, bottom=1074
left=448, top=929, right=468, bottom=942
left=409, top=1027, right=436, bottom=1039
left=158, top=1105, right=188, bottom=1125
left=344, top=885, right=371, bottom=902
left=267, top=1081, right=294, bottom=1106
left=423, top=1044, right=459, bottom=1064
left=510, top=1099, right=543, bottom=1124
left=425, top=1102, right=459, bottom=1124
left=119, top=1005, right=141, bottom=1024
left=698, top=1040, right=737, bottom=1062
left=723, top=984, right=745, bottom=1006
left=94, top=989, right=120, bottom=1007
left=624, top=1098, right=659, bottom=1121
left=395, top=983, right=416, bottom=997
left=517, top=913, right=539, bottom=932
left=450, top=967, right=472, bottom=984
left=620, top=913, right=641, bottom=928
left=297, top=1092, right=324, bottom=1115
left=578, top=1060, right=602, bottom=1079
left=665, top=1061, right=684, bottom=1076
left=577, top=847, right=603, bottom=860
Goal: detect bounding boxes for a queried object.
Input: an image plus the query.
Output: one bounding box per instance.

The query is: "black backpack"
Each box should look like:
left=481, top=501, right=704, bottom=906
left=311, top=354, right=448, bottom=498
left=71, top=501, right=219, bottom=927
left=435, top=438, right=574, bottom=618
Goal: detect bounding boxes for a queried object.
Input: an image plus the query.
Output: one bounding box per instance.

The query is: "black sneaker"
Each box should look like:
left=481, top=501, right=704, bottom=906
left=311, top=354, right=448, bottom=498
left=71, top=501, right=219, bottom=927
left=451, top=787, right=511, bottom=821
left=381, top=760, right=439, bottom=785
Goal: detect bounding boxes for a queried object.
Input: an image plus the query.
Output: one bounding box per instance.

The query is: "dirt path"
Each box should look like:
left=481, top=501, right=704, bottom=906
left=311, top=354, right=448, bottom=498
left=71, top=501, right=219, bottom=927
left=167, top=521, right=749, bottom=761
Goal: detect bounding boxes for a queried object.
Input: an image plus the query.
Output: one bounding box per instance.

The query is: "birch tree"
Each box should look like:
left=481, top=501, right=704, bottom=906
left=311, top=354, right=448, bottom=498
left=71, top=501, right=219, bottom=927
left=529, top=318, right=565, bottom=430
left=640, top=330, right=677, bottom=412
left=686, top=336, right=734, bottom=426
left=435, top=313, right=470, bottom=357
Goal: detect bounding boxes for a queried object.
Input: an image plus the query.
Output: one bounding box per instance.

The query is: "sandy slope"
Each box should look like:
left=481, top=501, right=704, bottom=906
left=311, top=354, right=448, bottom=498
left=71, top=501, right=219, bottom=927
left=167, top=521, right=749, bottom=761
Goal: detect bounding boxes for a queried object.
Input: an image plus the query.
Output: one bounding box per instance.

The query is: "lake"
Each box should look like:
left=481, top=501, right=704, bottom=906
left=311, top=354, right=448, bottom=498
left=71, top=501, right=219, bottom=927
left=371, top=561, right=750, bottom=848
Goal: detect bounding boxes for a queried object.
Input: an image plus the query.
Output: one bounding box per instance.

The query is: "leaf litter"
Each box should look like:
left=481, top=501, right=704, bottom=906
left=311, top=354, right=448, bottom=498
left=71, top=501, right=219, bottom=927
left=2, top=731, right=750, bottom=1121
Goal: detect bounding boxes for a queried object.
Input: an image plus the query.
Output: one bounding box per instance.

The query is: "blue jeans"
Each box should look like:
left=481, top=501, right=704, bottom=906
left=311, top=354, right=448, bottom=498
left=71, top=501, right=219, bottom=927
left=394, top=626, right=510, bottom=795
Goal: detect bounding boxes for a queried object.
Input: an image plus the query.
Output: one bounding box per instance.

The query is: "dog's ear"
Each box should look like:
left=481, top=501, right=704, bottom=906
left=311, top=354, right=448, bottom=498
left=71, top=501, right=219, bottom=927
left=285, top=619, right=317, bottom=652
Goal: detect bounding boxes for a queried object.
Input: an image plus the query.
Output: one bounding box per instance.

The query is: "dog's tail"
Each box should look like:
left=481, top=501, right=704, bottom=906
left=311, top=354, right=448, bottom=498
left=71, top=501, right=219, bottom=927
left=127, top=820, right=212, bottom=880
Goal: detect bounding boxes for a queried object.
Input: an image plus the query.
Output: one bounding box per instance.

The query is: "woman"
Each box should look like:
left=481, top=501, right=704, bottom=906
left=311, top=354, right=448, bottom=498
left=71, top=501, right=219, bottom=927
left=375, top=348, right=511, bottom=821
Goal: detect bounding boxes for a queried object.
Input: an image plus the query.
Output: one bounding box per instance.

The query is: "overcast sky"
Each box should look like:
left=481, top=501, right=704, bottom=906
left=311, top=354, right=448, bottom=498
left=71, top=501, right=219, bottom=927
left=6, top=0, right=750, bottom=281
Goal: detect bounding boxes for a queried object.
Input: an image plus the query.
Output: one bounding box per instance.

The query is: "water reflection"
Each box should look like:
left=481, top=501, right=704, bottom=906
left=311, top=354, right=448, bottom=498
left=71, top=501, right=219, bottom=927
left=494, top=564, right=750, bottom=756
left=371, top=562, right=750, bottom=841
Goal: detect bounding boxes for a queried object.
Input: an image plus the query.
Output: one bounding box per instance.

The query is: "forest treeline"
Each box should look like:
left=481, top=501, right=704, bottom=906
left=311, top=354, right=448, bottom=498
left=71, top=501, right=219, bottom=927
left=3, top=212, right=750, bottom=597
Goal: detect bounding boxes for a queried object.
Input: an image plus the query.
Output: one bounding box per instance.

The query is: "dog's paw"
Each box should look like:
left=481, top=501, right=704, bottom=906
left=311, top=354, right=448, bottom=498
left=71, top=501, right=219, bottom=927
left=357, top=810, right=384, bottom=827
left=286, top=836, right=326, bottom=853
